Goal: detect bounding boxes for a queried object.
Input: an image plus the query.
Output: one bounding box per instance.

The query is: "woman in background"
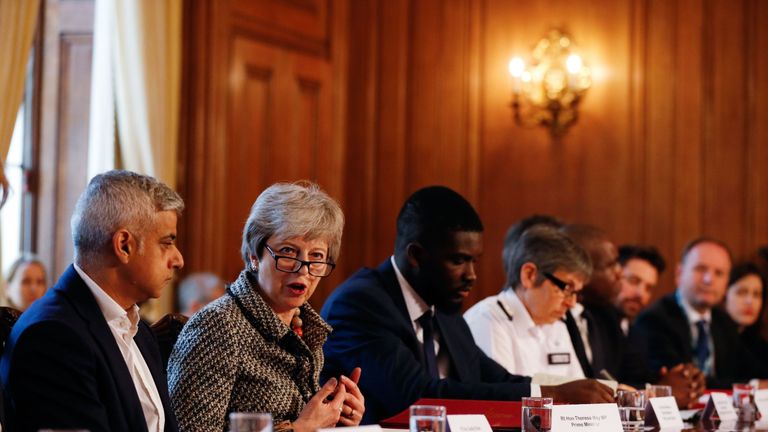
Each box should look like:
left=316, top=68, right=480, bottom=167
left=169, top=181, right=364, bottom=432
left=5, top=255, right=47, bottom=311
left=724, top=262, right=768, bottom=365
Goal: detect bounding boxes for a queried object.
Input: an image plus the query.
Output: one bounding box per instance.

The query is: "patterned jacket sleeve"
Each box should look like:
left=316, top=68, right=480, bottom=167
left=168, top=308, right=240, bottom=432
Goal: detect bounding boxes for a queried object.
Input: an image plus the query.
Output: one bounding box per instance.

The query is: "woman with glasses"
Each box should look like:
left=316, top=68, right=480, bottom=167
left=168, top=182, right=364, bottom=432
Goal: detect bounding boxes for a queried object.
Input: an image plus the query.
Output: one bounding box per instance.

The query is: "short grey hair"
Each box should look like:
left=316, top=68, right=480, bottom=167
left=71, top=170, right=184, bottom=261
left=504, top=225, right=592, bottom=290
left=241, top=181, right=344, bottom=267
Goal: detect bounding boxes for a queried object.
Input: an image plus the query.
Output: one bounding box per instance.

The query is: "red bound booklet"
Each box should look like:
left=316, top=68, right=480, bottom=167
left=380, top=398, right=522, bottom=430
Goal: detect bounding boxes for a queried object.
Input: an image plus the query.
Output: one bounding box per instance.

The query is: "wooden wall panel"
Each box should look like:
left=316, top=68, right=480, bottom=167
left=181, top=0, right=768, bottom=310
left=37, top=0, right=94, bottom=279
left=179, top=0, right=346, bottom=308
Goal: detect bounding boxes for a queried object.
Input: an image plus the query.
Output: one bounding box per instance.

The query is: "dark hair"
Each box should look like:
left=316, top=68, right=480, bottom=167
left=395, top=186, right=483, bottom=252
left=680, top=236, right=732, bottom=263
left=502, top=214, right=563, bottom=274
left=618, top=245, right=666, bottom=274
left=726, top=262, right=766, bottom=336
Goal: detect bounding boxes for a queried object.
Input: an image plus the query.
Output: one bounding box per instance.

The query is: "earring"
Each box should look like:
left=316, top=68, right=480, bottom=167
left=251, top=260, right=259, bottom=272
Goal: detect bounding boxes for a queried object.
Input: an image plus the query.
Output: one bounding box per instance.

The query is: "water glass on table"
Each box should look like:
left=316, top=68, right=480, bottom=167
left=521, top=397, right=553, bottom=432
left=644, top=384, right=672, bottom=399
left=616, top=389, right=646, bottom=430
left=733, top=383, right=758, bottom=423
left=409, top=405, right=447, bottom=432
left=229, top=412, right=273, bottom=432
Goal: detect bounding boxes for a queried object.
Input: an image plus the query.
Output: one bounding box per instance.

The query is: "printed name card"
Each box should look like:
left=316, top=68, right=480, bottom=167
left=755, top=389, right=768, bottom=418
left=701, top=392, right=738, bottom=422
left=447, top=414, right=493, bottom=432
left=320, top=425, right=381, bottom=432
left=551, top=404, right=622, bottom=432
left=645, top=396, right=684, bottom=429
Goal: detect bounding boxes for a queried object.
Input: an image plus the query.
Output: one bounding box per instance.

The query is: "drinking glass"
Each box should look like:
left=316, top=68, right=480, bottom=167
left=616, top=390, right=646, bottom=430
left=521, top=397, right=553, bottom=432
left=229, top=412, right=273, bottom=432
left=733, top=383, right=758, bottom=424
left=644, top=384, right=672, bottom=399
left=409, top=405, right=446, bottom=432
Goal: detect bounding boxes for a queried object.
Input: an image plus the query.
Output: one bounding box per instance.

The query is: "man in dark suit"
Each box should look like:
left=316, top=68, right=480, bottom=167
left=1, top=170, right=183, bottom=432
left=633, top=237, right=767, bottom=389
left=321, top=186, right=613, bottom=424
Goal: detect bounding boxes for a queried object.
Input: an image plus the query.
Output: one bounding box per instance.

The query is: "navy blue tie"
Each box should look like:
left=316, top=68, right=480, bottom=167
left=695, top=320, right=710, bottom=373
left=418, top=311, right=439, bottom=378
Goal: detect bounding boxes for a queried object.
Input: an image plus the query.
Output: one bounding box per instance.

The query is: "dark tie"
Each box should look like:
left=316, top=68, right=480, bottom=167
left=695, top=320, right=710, bottom=374
left=417, top=310, right=439, bottom=378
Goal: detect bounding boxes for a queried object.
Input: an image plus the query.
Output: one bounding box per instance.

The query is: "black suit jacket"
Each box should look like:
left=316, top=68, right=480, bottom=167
left=0, top=265, right=178, bottom=432
left=320, top=260, right=531, bottom=424
left=632, top=292, right=765, bottom=389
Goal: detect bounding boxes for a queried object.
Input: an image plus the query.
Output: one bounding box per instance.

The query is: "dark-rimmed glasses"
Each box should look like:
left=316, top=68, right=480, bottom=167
left=543, top=272, right=578, bottom=298
left=264, top=244, right=335, bottom=277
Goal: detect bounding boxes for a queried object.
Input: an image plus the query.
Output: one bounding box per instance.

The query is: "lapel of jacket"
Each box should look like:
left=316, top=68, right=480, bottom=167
left=564, top=310, right=594, bottom=378
left=433, top=309, right=472, bottom=381
left=57, top=265, right=149, bottom=432
left=376, top=259, right=428, bottom=362
left=663, top=293, right=694, bottom=355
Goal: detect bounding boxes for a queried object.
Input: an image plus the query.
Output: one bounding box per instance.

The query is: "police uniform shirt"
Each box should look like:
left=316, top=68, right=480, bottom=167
left=464, top=288, right=585, bottom=379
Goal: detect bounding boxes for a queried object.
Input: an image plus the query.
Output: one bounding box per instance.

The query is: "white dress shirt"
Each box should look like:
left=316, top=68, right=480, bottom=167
left=464, top=289, right=585, bottom=379
left=74, top=264, right=164, bottom=432
left=391, top=257, right=540, bottom=396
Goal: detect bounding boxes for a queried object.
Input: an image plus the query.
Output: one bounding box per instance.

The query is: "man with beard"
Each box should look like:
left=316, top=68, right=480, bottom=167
left=615, top=245, right=666, bottom=335
left=321, top=186, right=613, bottom=424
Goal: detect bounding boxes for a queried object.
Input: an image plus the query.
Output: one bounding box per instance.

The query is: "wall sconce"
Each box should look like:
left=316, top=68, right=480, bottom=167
left=508, top=29, right=591, bottom=137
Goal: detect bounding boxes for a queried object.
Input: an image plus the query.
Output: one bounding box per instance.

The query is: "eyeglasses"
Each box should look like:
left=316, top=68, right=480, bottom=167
left=543, top=272, right=578, bottom=298
left=264, top=244, right=335, bottom=277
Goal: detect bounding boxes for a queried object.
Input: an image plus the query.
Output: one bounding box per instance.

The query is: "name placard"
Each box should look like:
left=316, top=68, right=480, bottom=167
left=551, top=404, right=622, bottom=432
left=755, top=389, right=768, bottom=418
left=446, top=414, right=492, bottom=432
left=701, top=392, right=738, bottom=422
left=645, top=396, right=684, bottom=429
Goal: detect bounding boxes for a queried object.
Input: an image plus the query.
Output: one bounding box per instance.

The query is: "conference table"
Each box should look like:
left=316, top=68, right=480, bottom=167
left=380, top=398, right=768, bottom=431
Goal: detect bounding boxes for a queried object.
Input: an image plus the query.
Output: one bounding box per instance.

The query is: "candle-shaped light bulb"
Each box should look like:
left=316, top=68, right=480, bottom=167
left=566, top=54, right=582, bottom=74
left=509, top=57, right=525, bottom=77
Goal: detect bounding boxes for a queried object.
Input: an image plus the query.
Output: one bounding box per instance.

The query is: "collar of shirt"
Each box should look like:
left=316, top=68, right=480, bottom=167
left=74, top=264, right=140, bottom=337
left=675, top=290, right=711, bottom=325
left=500, top=288, right=540, bottom=337
left=390, top=256, right=434, bottom=327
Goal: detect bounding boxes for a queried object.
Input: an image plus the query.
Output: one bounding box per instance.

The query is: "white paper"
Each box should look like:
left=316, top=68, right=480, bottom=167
left=755, top=389, right=768, bottom=418
left=551, top=404, right=622, bottom=432
left=709, top=392, right=738, bottom=421
left=647, top=396, right=684, bottom=428
left=320, top=425, right=382, bottom=432
left=446, top=414, right=492, bottom=432
left=531, top=373, right=618, bottom=393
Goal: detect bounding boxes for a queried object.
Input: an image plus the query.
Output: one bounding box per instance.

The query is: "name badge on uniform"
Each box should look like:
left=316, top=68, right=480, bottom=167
left=548, top=353, right=571, bottom=365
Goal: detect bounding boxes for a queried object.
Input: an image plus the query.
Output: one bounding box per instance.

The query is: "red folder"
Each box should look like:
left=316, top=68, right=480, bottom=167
left=380, top=398, right=522, bottom=430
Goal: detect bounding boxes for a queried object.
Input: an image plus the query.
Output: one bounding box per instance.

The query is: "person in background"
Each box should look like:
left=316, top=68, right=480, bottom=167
left=1, top=170, right=183, bottom=432
left=723, top=262, right=768, bottom=366
left=177, top=272, right=225, bottom=316
left=321, top=186, right=613, bottom=425
left=615, top=245, right=666, bottom=335
left=4, top=255, right=47, bottom=311
left=465, top=225, right=591, bottom=379
left=633, top=237, right=767, bottom=389
left=168, top=182, right=364, bottom=432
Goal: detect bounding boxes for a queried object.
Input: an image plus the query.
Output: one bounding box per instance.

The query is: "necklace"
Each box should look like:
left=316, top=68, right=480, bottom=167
left=291, top=308, right=303, bottom=338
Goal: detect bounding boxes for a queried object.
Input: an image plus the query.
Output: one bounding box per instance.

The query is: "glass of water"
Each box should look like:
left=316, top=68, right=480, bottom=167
left=409, top=405, right=446, bottom=432
left=229, top=412, right=273, bottom=432
left=644, top=384, right=672, bottom=399
left=616, top=390, right=646, bottom=430
left=733, top=383, right=758, bottom=424
left=521, top=397, right=553, bottom=432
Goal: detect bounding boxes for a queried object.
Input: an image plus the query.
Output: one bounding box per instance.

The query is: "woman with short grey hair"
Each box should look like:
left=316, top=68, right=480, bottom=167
left=169, top=181, right=364, bottom=432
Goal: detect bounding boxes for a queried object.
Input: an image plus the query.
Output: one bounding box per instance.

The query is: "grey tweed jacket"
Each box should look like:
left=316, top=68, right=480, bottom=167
left=168, top=270, right=332, bottom=432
